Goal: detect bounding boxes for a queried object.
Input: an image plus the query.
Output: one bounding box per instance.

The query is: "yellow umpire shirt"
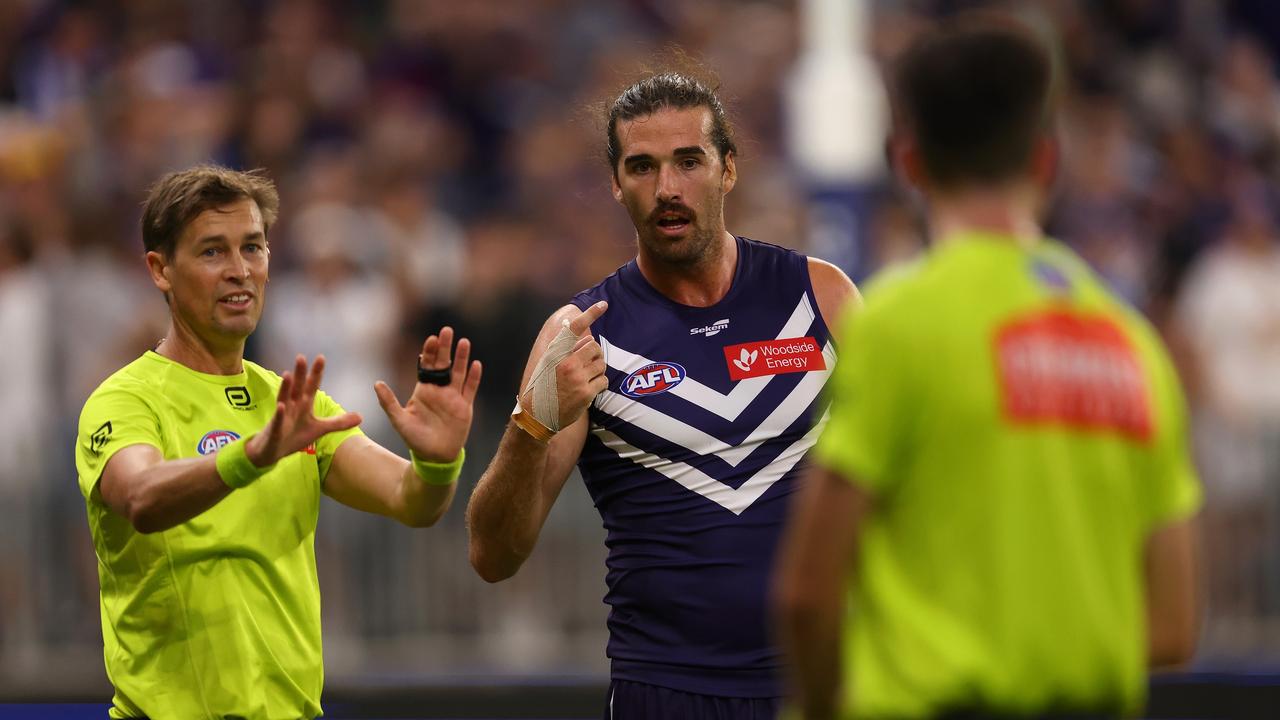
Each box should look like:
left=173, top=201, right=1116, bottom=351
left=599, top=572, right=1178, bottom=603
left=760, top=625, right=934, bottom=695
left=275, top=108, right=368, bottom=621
left=76, top=351, right=363, bottom=720
left=814, top=232, right=1202, bottom=718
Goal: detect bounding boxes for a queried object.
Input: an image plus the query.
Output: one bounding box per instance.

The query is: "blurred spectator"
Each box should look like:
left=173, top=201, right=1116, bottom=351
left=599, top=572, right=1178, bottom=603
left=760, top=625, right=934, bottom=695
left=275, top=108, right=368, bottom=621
left=257, top=197, right=400, bottom=446
left=374, top=174, right=468, bottom=311
left=1207, top=35, right=1280, bottom=166
left=0, top=221, right=52, bottom=664
left=1177, top=176, right=1280, bottom=644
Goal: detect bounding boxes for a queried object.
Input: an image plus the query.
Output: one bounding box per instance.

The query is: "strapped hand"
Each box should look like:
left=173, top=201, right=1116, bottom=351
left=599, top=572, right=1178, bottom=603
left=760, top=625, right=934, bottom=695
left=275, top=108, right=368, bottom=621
left=520, top=301, right=609, bottom=432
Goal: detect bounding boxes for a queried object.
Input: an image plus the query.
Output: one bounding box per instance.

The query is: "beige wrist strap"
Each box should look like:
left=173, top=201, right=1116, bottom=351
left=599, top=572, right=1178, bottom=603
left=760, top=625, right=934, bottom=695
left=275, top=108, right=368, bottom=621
left=522, top=319, right=579, bottom=432
left=511, top=400, right=554, bottom=444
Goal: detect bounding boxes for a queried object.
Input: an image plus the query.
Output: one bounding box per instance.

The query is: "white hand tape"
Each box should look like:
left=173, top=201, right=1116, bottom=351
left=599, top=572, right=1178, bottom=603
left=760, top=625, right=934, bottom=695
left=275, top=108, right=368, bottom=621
left=522, top=319, right=579, bottom=431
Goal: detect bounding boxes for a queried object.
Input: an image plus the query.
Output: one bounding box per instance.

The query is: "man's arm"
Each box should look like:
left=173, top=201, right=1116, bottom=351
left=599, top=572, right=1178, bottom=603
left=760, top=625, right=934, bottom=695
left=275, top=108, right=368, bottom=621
left=808, top=257, right=861, bottom=343
left=322, top=436, right=457, bottom=527
left=773, top=463, right=873, bottom=720
left=1145, top=515, right=1200, bottom=669
left=467, top=301, right=608, bottom=583
left=323, top=326, right=481, bottom=527
left=99, top=356, right=361, bottom=534
left=98, top=445, right=234, bottom=534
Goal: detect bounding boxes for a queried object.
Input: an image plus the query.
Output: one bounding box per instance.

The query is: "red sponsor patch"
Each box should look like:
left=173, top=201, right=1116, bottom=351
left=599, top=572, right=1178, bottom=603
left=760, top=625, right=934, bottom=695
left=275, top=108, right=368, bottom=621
left=304, top=443, right=317, bottom=455
left=724, top=336, right=826, bottom=381
left=994, top=311, right=1152, bottom=442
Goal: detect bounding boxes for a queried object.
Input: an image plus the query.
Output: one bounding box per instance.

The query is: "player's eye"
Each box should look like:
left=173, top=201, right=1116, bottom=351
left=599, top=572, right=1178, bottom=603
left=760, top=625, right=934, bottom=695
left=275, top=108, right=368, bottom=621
left=201, top=247, right=220, bottom=257
left=680, top=157, right=700, bottom=170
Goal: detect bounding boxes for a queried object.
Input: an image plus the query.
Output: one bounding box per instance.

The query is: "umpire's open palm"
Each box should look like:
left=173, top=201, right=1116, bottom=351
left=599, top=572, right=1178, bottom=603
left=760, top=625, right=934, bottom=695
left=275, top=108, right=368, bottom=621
left=374, top=326, right=482, bottom=463
left=247, top=355, right=363, bottom=468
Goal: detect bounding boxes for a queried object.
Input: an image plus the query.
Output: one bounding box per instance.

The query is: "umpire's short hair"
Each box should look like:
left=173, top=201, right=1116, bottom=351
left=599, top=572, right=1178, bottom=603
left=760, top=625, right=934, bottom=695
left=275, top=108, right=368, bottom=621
left=893, top=15, right=1053, bottom=189
left=141, top=164, right=279, bottom=258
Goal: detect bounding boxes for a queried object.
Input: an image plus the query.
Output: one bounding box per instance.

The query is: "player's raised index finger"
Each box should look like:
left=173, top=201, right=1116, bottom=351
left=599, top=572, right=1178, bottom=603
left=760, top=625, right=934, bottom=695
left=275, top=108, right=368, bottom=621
left=568, top=301, right=608, bottom=336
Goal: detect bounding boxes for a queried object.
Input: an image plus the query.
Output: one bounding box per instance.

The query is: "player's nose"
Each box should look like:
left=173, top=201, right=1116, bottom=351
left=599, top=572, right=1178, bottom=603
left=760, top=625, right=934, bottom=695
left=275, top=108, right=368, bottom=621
left=655, top=164, right=680, bottom=203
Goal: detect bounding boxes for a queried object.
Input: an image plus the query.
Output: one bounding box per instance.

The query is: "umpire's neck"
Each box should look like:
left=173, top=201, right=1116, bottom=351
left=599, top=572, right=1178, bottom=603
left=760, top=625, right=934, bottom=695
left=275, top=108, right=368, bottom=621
left=929, top=184, right=1044, bottom=250
left=155, top=320, right=247, bottom=376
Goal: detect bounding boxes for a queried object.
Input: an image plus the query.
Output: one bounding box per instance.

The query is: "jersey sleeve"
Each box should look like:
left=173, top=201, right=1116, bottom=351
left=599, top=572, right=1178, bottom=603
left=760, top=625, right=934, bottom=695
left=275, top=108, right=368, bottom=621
left=811, top=302, right=911, bottom=496
left=75, top=384, right=163, bottom=500
left=1143, top=342, right=1202, bottom=531
left=312, top=390, right=365, bottom=483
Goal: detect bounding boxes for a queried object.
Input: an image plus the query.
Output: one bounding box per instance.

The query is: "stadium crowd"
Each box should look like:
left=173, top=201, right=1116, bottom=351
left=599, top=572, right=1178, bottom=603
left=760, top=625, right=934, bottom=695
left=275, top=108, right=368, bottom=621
left=1, top=0, right=1279, bottom=692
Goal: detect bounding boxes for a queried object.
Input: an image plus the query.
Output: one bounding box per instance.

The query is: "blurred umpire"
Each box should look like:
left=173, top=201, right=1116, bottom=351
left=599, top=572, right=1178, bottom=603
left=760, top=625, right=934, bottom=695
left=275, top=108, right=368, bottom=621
left=775, top=16, right=1200, bottom=720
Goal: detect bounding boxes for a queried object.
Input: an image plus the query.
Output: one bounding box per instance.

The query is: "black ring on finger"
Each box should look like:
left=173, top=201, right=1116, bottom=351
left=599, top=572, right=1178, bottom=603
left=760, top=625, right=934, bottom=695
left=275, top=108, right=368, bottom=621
left=417, top=357, right=453, bottom=386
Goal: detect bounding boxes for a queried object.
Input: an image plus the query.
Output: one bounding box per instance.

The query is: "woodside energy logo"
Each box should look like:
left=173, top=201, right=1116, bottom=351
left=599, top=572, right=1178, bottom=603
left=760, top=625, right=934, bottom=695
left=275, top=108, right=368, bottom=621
left=724, top=336, right=826, bottom=381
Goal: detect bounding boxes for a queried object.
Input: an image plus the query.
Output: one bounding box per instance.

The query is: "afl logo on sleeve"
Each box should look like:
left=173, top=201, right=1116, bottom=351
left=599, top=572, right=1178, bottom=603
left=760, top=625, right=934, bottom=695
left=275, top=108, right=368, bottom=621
left=621, top=362, right=686, bottom=398
left=198, top=430, right=242, bottom=455
left=1030, top=258, right=1073, bottom=295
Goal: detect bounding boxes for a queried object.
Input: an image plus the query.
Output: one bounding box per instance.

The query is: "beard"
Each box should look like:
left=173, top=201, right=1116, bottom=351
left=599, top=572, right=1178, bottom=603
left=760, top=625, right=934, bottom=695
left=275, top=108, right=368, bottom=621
left=632, top=193, right=726, bottom=270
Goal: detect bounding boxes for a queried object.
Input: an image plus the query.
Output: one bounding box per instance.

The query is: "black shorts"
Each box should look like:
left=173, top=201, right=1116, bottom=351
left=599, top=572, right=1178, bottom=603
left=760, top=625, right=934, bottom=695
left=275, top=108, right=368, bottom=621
left=603, top=679, right=780, bottom=720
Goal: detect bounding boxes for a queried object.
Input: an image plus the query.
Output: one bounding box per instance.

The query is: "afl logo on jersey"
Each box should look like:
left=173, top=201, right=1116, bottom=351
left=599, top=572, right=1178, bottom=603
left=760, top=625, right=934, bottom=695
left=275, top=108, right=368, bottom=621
left=621, top=362, right=686, bottom=398
left=197, top=430, right=241, bottom=455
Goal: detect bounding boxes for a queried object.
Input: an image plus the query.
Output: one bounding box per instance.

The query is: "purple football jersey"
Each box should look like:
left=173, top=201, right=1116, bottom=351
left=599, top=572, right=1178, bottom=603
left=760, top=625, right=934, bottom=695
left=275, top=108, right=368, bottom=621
left=571, top=237, right=837, bottom=698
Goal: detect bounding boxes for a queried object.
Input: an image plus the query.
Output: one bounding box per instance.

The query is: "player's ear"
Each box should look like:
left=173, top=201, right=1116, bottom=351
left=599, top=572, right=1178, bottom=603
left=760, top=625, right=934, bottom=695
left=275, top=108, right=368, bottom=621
left=610, top=169, right=623, bottom=204
left=890, top=133, right=927, bottom=193
left=145, top=250, right=172, bottom=293
left=1030, top=133, right=1058, bottom=190
left=721, top=150, right=737, bottom=194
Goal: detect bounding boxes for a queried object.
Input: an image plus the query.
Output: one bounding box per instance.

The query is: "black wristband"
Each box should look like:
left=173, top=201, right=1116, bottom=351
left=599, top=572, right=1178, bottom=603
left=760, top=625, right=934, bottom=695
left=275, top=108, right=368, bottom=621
left=417, top=357, right=453, bottom=386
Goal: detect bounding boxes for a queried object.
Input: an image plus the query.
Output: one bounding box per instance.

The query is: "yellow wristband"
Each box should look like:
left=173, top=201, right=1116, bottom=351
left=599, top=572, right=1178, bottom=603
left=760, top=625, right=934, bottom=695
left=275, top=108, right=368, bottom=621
left=215, top=437, right=275, bottom=489
left=410, top=448, right=465, bottom=486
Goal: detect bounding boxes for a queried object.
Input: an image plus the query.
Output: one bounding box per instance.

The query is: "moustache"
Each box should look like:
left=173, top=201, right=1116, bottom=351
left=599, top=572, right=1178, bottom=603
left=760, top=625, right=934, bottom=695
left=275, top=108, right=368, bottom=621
left=649, top=203, right=697, bottom=224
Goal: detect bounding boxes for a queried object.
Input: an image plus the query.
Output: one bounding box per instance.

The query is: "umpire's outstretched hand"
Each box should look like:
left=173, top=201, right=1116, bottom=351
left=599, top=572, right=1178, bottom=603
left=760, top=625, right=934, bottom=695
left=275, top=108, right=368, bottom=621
left=375, top=326, right=483, bottom=463
left=246, top=354, right=362, bottom=468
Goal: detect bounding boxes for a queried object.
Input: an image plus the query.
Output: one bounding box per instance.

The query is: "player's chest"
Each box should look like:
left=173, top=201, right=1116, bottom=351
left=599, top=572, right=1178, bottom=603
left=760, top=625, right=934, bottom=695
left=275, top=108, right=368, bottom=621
left=599, top=300, right=830, bottom=398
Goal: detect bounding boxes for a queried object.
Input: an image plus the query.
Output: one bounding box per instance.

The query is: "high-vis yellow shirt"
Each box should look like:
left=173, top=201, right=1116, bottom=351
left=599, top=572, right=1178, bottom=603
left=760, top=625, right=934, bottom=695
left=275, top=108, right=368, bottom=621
left=75, top=351, right=363, bottom=720
left=814, top=232, right=1201, bottom=718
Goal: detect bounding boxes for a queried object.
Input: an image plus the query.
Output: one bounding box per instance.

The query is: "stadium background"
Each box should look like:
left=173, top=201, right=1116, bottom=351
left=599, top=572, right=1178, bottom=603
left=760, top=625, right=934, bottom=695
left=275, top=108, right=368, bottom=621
left=1, top=0, right=1279, bottom=716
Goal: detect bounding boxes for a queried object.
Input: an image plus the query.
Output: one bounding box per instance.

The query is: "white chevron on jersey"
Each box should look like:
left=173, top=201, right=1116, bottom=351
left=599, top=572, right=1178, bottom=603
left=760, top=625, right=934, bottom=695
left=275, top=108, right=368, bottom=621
left=598, top=293, right=820, bottom=421
left=594, top=341, right=836, bottom=466
left=592, top=411, right=829, bottom=515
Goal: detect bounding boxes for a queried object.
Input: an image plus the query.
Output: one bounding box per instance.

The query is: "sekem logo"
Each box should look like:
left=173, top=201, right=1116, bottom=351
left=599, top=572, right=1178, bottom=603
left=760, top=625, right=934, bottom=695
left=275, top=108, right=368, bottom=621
left=621, top=362, right=686, bottom=398
left=690, top=318, right=730, bottom=338
left=197, top=429, right=241, bottom=456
